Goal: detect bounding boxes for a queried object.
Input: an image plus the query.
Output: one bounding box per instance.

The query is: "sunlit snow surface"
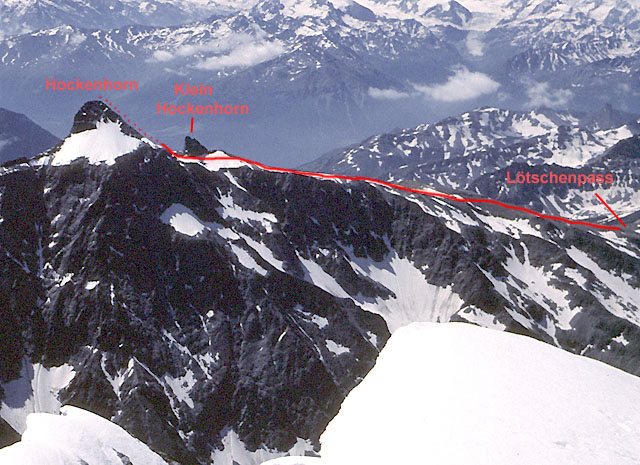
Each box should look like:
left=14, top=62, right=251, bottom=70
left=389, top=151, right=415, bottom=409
left=0, top=360, right=75, bottom=434
left=178, top=150, right=252, bottom=171
left=211, top=430, right=316, bottom=465
left=160, top=203, right=207, bottom=236
left=0, top=406, right=168, bottom=465
left=159, top=202, right=276, bottom=276
left=50, top=120, right=142, bottom=166
left=347, top=249, right=464, bottom=332
left=266, top=323, right=640, bottom=465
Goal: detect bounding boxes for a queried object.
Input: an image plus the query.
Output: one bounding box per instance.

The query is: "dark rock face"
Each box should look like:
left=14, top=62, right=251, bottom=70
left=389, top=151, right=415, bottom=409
left=0, top=104, right=391, bottom=463
left=42, top=155, right=386, bottom=462
left=0, top=165, right=47, bottom=382
left=0, top=103, right=639, bottom=464
left=0, top=107, right=59, bottom=164
left=70, top=100, right=140, bottom=138
left=0, top=418, right=19, bottom=448
left=184, top=136, right=210, bottom=156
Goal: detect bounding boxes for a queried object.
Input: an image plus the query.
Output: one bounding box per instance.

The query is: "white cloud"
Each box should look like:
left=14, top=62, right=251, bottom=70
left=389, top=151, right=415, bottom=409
left=68, top=32, right=86, bottom=47
left=148, top=38, right=238, bottom=62
left=174, top=40, right=231, bottom=58
left=150, top=50, right=173, bottom=62
left=0, top=137, right=16, bottom=152
left=146, top=32, right=285, bottom=70
left=465, top=32, right=484, bottom=57
left=525, top=81, right=573, bottom=108
left=192, top=40, right=285, bottom=70
left=415, top=66, right=500, bottom=102
left=368, top=87, right=412, bottom=100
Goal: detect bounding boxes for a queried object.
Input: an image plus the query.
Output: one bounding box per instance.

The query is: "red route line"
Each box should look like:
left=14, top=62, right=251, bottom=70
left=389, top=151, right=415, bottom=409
left=98, top=96, right=619, bottom=232
left=160, top=144, right=621, bottom=232
left=100, top=96, right=160, bottom=143
left=595, top=193, right=626, bottom=227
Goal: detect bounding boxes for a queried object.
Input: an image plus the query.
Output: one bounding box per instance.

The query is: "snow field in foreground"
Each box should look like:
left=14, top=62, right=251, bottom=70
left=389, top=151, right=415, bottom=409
left=0, top=406, right=168, bottom=465
left=0, top=361, right=74, bottom=435
left=265, top=322, right=640, bottom=465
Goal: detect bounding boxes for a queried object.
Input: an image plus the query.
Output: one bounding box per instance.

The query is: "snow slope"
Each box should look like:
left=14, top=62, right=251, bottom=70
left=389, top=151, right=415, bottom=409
left=269, top=322, right=640, bottom=465
left=0, top=406, right=168, bottom=465
left=0, top=360, right=75, bottom=435
left=51, top=120, right=142, bottom=166
left=211, top=430, right=315, bottom=465
left=347, top=249, right=464, bottom=332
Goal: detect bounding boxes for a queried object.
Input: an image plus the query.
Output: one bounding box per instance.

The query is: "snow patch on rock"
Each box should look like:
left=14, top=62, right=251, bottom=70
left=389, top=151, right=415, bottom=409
left=212, top=429, right=316, bottom=465
left=51, top=121, right=141, bottom=166
left=160, top=203, right=207, bottom=236
left=347, top=249, right=464, bottom=332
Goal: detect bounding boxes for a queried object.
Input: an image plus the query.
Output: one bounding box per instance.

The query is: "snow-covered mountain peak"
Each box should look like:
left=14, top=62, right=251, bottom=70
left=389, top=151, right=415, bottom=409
left=70, top=100, right=137, bottom=136
left=505, top=0, right=634, bottom=23
left=282, top=0, right=353, bottom=15
left=354, top=0, right=509, bottom=29
left=51, top=120, right=142, bottom=166
left=0, top=0, right=232, bottom=39
left=349, top=0, right=640, bottom=31
left=2, top=0, right=37, bottom=9
left=250, top=0, right=371, bottom=20
left=47, top=101, right=146, bottom=166
left=449, top=107, right=569, bottom=137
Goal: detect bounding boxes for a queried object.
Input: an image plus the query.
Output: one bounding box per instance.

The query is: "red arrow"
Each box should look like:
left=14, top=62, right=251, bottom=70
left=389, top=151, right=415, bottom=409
left=595, top=193, right=626, bottom=227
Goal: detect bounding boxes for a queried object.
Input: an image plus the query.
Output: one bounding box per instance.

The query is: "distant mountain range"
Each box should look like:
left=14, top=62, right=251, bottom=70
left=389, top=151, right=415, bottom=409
left=303, top=105, right=640, bottom=227
left=0, top=0, right=232, bottom=38
left=3, top=0, right=640, bottom=166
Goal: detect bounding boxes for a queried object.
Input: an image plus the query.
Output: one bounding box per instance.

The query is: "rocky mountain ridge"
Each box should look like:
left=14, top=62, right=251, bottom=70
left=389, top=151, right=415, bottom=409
left=0, top=101, right=639, bottom=464
left=303, top=105, right=640, bottom=228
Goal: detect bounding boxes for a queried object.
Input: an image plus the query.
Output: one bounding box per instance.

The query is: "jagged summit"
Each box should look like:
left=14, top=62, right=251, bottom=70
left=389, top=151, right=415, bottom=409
left=70, top=100, right=140, bottom=138
left=48, top=101, right=145, bottom=166
left=184, top=136, right=210, bottom=156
